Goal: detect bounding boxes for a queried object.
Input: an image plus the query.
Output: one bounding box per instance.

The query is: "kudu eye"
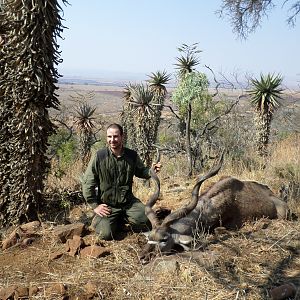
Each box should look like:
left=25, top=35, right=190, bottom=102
left=160, top=234, right=170, bottom=243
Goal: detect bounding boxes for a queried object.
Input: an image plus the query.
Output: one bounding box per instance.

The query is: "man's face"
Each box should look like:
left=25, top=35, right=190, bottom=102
left=106, top=127, right=123, bottom=151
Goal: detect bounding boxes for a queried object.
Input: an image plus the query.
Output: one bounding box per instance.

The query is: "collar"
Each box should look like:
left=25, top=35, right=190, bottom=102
left=108, top=146, right=125, bottom=158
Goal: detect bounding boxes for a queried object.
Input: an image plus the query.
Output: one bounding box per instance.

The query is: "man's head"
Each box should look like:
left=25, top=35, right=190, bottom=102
left=106, top=123, right=124, bottom=153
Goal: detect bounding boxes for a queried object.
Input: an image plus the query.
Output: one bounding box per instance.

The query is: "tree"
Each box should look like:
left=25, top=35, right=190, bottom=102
left=172, top=71, right=212, bottom=176
left=121, top=83, right=138, bottom=149
left=147, top=70, right=171, bottom=152
left=71, top=91, right=100, bottom=166
left=172, top=43, right=209, bottom=176
left=248, top=73, right=284, bottom=156
left=175, top=43, right=201, bottom=76
left=0, top=0, right=67, bottom=226
left=174, top=43, right=201, bottom=136
left=218, top=0, right=300, bottom=38
left=121, top=71, right=169, bottom=166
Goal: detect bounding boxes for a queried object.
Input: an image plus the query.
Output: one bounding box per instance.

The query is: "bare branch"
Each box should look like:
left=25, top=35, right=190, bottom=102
left=199, top=96, right=241, bottom=138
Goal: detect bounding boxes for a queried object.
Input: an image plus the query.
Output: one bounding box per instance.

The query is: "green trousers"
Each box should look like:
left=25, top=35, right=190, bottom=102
left=90, top=198, right=151, bottom=240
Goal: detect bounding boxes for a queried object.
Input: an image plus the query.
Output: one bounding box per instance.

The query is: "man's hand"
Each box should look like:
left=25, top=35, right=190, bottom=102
left=152, top=162, right=162, bottom=173
left=94, top=204, right=111, bottom=217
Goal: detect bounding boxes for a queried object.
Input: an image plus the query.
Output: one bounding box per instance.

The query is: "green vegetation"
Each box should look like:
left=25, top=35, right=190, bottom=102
left=122, top=70, right=170, bottom=166
left=0, top=0, right=67, bottom=226
left=248, top=73, right=283, bottom=157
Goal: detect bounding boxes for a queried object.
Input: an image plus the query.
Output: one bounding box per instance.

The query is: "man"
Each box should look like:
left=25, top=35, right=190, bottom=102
left=82, top=123, right=161, bottom=240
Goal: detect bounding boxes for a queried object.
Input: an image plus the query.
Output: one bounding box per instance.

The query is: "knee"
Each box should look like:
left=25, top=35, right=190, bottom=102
left=128, top=211, right=148, bottom=225
left=91, top=215, right=114, bottom=240
left=97, top=228, right=113, bottom=240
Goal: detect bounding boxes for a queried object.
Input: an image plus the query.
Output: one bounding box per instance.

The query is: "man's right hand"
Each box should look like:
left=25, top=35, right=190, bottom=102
left=94, top=204, right=111, bottom=217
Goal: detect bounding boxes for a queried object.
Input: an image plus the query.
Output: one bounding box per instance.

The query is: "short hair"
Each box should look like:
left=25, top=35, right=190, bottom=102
left=106, top=123, right=124, bottom=136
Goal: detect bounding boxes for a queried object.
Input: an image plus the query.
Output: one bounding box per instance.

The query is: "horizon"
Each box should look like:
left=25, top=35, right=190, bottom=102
left=58, top=70, right=299, bottom=90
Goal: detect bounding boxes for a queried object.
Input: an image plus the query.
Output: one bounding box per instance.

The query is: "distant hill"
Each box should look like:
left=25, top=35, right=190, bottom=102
left=58, top=76, right=127, bottom=88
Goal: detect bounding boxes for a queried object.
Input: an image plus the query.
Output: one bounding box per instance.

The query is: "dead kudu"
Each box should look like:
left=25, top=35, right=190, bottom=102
left=141, top=155, right=288, bottom=262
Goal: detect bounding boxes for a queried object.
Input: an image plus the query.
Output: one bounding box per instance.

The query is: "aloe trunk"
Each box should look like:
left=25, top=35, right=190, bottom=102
left=0, top=0, right=66, bottom=226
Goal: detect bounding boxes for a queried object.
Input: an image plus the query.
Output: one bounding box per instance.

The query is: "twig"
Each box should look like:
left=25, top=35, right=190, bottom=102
left=266, top=229, right=296, bottom=251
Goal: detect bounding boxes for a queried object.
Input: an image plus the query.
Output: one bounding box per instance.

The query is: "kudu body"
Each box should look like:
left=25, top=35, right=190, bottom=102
left=143, top=156, right=288, bottom=257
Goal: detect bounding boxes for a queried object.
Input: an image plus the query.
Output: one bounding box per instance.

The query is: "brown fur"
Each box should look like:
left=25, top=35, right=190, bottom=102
left=198, top=177, right=283, bottom=229
left=142, top=161, right=288, bottom=261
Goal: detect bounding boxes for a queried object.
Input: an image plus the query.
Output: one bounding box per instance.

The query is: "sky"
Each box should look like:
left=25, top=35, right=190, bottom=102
left=58, top=0, right=300, bottom=88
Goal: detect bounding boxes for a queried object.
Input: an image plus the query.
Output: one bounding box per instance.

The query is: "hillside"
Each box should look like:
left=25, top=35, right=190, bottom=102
left=0, top=83, right=299, bottom=300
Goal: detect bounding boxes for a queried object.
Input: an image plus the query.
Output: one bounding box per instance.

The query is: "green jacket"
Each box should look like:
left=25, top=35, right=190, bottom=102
left=82, top=147, right=151, bottom=207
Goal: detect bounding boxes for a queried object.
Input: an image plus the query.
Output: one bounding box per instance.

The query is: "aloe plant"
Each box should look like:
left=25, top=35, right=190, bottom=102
left=248, top=73, right=283, bottom=156
left=0, top=0, right=67, bottom=226
left=72, top=93, right=97, bottom=164
left=122, top=74, right=169, bottom=166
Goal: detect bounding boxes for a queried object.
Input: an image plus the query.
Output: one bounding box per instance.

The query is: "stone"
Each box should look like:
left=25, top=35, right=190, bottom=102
left=65, top=235, right=85, bottom=257
left=1, top=221, right=41, bottom=250
left=49, top=250, right=65, bottom=260
left=0, top=286, right=16, bottom=299
left=29, top=286, right=39, bottom=297
left=19, top=221, right=41, bottom=235
left=80, top=245, right=110, bottom=258
left=1, top=229, right=19, bottom=250
left=14, top=286, right=29, bottom=298
left=44, top=283, right=68, bottom=298
left=83, top=282, right=98, bottom=299
left=52, top=223, right=85, bottom=243
left=269, top=283, right=296, bottom=300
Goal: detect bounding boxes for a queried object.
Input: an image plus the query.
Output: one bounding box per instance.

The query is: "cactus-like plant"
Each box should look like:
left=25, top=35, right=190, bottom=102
left=0, top=0, right=67, bottom=226
left=248, top=73, right=283, bottom=156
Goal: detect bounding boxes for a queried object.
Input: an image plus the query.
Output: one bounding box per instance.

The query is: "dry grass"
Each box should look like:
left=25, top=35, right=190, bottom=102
left=1, top=87, right=300, bottom=299
left=0, top=134, right=294, bottom=299
left=0, top=218, right=299, bottom=299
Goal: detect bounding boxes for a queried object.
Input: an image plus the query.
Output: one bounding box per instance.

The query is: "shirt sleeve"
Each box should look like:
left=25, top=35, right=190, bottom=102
left=82, top=154, right=99, bottom=208
left=134, top=154, right=151, bottom=179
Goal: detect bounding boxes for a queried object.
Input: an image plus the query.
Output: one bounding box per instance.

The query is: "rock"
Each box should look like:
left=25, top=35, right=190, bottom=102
left=1, top=229, right=19, bottom=250
left=0, top=285, right=37, bottom=299
left=49, top=249, right=65, bottom=260
left=65, top=235, right=85, bottom=257
left=14, top=286, right=29, bottom=298
left=19, top=221, right=41, bottom=235
left=1, top=221, right=41, bottom=250
left=137, top=250, right=220, bottom=281
left=83, top=282, right=98, bottom=299
left=29, top=286, right=39, bottom=297
left=44, top=283, right=68, bottom=299
left=52, top=223, right=85, bottom=243
left=0, top=286, right=16, bottom=299
left=80, top=245, right=110, bottom=258
left=269, top=283, right=296, bottom=300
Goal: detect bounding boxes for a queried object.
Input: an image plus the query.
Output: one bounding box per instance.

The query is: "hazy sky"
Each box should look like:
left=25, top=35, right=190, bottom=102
left=58, top=1, right=300, bottom=87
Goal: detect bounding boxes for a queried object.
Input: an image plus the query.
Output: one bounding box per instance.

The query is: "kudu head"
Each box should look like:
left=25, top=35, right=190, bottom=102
left=142, top=152, right=224, bottom=260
